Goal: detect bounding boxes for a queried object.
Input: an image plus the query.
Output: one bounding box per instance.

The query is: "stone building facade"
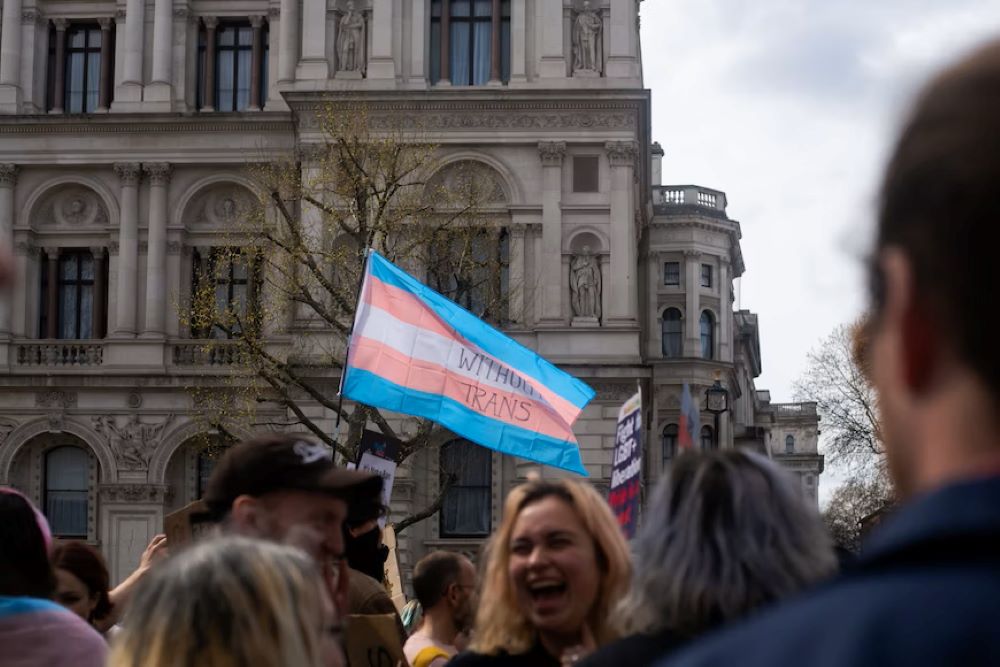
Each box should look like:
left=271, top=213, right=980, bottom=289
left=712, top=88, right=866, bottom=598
left=0, top=0, right=821, bottom=583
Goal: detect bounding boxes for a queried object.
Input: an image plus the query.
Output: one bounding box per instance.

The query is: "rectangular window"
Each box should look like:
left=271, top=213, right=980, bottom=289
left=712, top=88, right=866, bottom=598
left=701, top=263, right=713, bottom=288
left=664, top=261, right=680, bottom=286
left=216, top=24, right=253, bottom=112
left=431, top=0, right=511, bottom=86
left=440, top=439, right=492, bottom=537
left=58, top=251, right=95, bottom=340
left=573, top=156, right=599, bottom=193
left=65, top=25, right=102, bottom=113
left=192, top=248, right=258, bottom=339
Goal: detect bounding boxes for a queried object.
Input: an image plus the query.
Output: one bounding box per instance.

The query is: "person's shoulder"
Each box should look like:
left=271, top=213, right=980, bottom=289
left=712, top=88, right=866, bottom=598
left=580, top=631, right=686, bottom=667
left=0, top=599, right=107, bottom=667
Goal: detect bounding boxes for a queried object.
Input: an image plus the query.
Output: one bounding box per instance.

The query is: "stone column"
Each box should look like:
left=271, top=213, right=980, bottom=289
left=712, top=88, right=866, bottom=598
left=538, top=0, right=565, bottom=79
left=278, top=0, right=299, bottom=83
left=719, top=259, right=731, bottom=362
left=684, top=250, right=701, bottom=355
left=113, top=163, right=141, bottom=337
left=51, top=20, right=68, bottom=114
left=143, top=163, right=171, bottom=337
left=0, top=0, right=23, bottom=107
left=201, top=18, right=218, bottom=112
left=369, top=0, right=396, bottom=79
left=409, top=0, right=426, bottom=85
left=607, top=0, right=637, bottom=79
left=606, top=141, right=638, bottom=324
left=146, top=0, right=174, bottom=106
left=249, top=16, right=265, bottom=111
left=97, top=18, right=113, bottom=111
left=489, top=0, right=502, bottom=84
left=296, top=0, right=329, bottom=79
left=45, top=248, right=59, bottom=338
left=90, top=247, right=107, bottom=338
left=438, top=0, right=450, bottom=84
left=0, top=164, right=17, bottom=336
left=508, top=225, right=525, bottom=325
left=510, top=0, right=526, bottom=83
left=537, top=142, right=565, bottom=323
left=117, top=0, right=146, bottom=103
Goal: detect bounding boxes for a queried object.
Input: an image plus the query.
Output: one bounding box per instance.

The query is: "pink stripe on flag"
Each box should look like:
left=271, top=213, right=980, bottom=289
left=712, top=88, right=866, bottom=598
left=351, top=336, right=579, bottom=443
left=363, top=275, right=584, bottom=426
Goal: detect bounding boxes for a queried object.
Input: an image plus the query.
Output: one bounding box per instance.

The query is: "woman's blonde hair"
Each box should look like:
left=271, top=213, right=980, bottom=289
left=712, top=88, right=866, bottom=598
left=109, top=536, right=326, bottom=667
left=471, top=478, right=632, bottom=655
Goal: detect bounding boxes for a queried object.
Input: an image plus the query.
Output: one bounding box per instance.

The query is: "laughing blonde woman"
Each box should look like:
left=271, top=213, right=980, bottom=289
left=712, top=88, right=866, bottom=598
left=451, top=478, right=632, bottom=667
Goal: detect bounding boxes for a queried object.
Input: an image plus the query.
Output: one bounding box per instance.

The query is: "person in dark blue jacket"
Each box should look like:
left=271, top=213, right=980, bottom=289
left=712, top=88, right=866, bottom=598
left=660, top=37, right=1000, bottom=667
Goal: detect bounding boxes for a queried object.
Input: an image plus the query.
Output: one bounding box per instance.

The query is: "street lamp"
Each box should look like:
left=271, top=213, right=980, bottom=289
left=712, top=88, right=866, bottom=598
left=704, top=378, right=730, bottom=450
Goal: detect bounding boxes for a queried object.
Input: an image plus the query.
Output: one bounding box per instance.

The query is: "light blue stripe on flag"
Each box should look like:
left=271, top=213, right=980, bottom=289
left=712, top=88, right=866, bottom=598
left=367, top=252, right=595, bottom=410
left=344, top=368, right=588, bottom=475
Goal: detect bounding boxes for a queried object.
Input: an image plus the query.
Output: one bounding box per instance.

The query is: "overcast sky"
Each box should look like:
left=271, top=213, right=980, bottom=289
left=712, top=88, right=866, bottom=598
left=639, top=0, right=1000, bottom=404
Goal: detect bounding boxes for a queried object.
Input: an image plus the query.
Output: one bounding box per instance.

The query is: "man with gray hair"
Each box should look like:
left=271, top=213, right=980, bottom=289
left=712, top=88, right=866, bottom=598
left=662, top=37, right=1000, bottom=667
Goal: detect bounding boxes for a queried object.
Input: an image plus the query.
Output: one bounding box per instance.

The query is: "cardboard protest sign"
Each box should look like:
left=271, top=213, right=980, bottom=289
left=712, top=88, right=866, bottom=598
left=163, top=500, right=214, bottom=547
left=345, top=613, right=406, bottom=667
left=608, top=390, right=642, bottom=538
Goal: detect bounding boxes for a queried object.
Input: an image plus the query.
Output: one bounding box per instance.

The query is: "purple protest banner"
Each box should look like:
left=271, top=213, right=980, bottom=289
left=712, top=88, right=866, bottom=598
left=608, top=390, right=642, bottom=538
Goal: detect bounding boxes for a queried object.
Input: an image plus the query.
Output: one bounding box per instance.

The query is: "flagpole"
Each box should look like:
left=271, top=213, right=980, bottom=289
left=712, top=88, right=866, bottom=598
left=336, top=246, right=371, bottom=431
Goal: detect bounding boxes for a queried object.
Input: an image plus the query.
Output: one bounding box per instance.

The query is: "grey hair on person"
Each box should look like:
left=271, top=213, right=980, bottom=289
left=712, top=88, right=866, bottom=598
left=109, top=535, right=328, bottom=667
left=618, top=450, right=837, bottom=638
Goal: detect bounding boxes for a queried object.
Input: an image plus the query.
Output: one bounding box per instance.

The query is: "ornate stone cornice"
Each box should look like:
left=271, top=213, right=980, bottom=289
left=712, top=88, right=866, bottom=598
left=115, top=8, right=127, bottom=20
left=268, top=7, right=280, bottom=18
left=21, top=10, right=42, bottom=24
left=114, top=162, right=141, bottom=186
left=605, top=141, right=638, bottom=167
left=682, top=249, right=702, bottom=258
left=0, top=118, right=294, bottom=136
left=589, top=381, right=638, bottom=402
left=144, top=162, right=172, bottom=186
left=108, top=240, right=119, bottom=255
left=0, top=164, right=18, bottom=187
left=166, top=240, right=183, bottom=255
left=173, top=8, right=189, bottom=19
left=35, top=390, right=77, bottom=408
left=538, top=141, right=566, bottom=166
left=365, top=110, right=636, bottom=132
left=99, top=484, right=170, bottom=503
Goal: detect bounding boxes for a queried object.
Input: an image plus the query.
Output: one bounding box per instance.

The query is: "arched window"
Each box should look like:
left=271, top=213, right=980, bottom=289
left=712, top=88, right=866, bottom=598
left=700, top=310, right=715, bottom=360
left=785, top=434, right=795, bottom=454
left=440, top=439, right=492, bottom=537
left=700, top=425, right=715, bottom=451
left=661, top=308, right=683, bottom=358
left=45, top=446, right=89, bottom=538
left=662, top=424, right=678, bottom=465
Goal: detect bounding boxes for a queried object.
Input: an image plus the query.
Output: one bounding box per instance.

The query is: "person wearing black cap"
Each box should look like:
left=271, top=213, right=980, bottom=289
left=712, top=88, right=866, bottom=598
left=202, top=433, right=382, bottom=619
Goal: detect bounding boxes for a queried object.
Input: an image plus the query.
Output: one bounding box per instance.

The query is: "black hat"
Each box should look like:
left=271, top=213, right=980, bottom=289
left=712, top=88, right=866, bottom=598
left=203, top=434, right=382, bottom=519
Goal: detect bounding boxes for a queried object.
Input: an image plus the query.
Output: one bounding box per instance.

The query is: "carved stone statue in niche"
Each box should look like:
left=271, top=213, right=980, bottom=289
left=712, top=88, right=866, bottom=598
left=572, top=1, right=603, bottom=75
left=570, top=245, right=602, bottom=320
left=338, top=1, right=366, bottom=76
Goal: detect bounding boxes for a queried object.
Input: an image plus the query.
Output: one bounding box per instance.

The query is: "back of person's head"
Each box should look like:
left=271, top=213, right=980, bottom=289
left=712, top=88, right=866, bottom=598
left=0, top=488, right=55, bottom=598
left=874, top=39, right=1000, bottom=406
left=619, top=450, right=837, bottom=639
left=412, top=551, right=465, bottom=610
left=51, top=541, right=113, bottom=623
left=108, top=536, right=327, bottom=667
left=343, top=494, right=388, bottom=581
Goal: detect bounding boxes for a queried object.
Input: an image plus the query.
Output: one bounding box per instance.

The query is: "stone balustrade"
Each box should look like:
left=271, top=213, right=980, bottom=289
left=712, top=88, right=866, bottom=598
left=653, top=185, right=728, bottom=213
left=15, top=341, right=104, bottom=367
left=171, top=340, right=243, bottom=367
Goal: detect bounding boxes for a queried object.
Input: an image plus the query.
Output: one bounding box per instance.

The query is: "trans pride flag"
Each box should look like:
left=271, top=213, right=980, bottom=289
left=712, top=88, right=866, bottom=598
left=678, top=382, right=701, bottom=450
left=341, top=251, right=594, bottom=475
